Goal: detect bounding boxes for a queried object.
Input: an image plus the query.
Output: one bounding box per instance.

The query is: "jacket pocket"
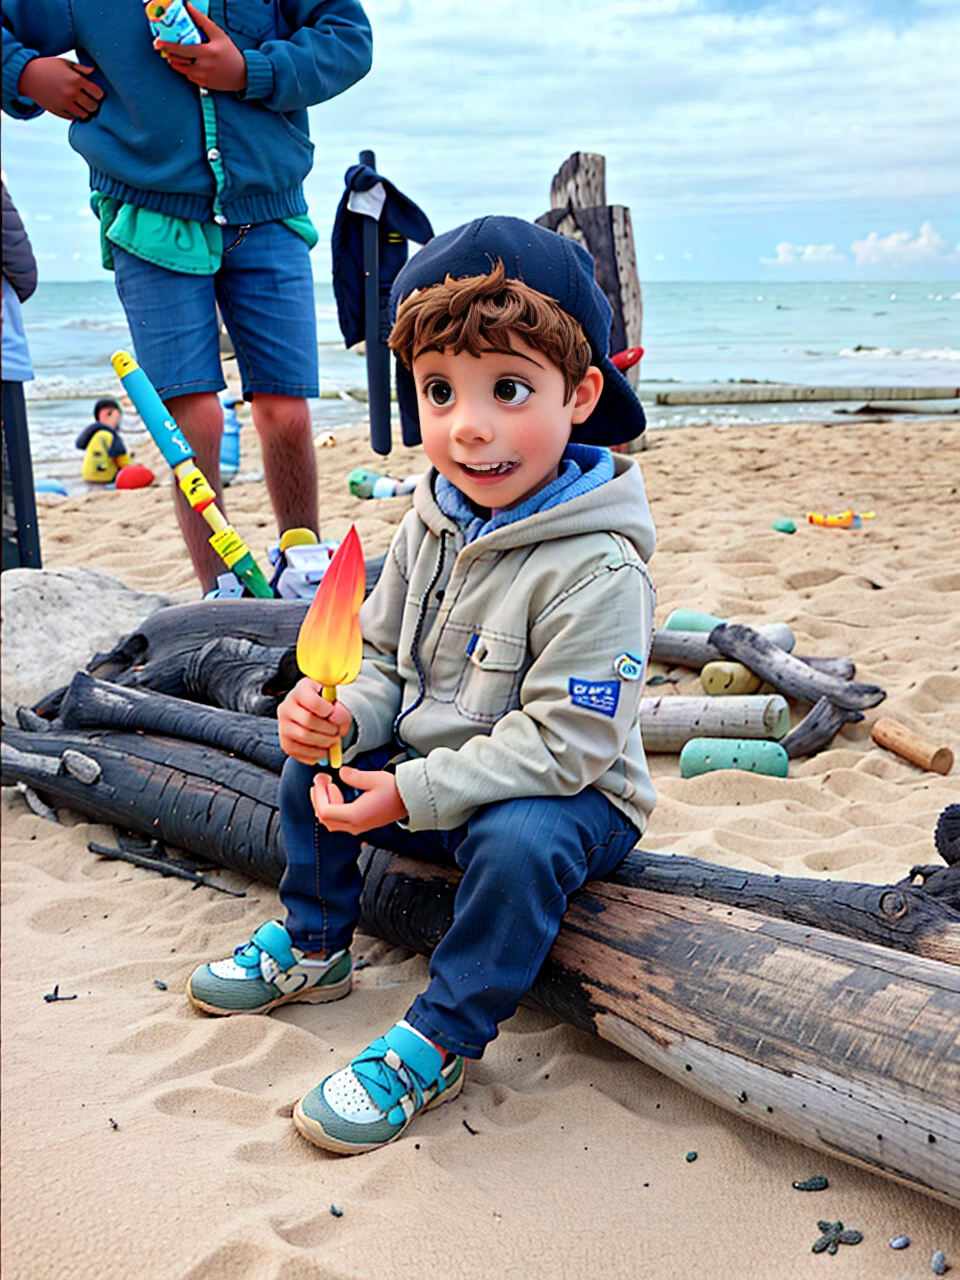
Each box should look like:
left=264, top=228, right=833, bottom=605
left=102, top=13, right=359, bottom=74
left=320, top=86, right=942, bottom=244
left=224, top=0, right=276, bottom=40
left=454, top=631, right=527, bottom=724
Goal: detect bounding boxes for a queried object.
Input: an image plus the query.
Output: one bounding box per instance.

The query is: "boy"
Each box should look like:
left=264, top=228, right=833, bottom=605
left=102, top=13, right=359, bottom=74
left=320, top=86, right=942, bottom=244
left=75, top=397, right=130, bottom=484
left=2, top=0, right=372, bottom=591
left=188, top=217, right=658, bottom=1154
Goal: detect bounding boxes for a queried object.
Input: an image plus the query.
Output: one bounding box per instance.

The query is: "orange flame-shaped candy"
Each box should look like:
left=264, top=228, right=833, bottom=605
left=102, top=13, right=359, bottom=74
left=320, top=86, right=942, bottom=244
left=296, top=525, right=365, bottom=767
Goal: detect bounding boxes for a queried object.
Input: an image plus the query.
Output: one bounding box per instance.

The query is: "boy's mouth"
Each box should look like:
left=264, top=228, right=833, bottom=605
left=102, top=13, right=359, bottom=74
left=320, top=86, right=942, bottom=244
left=458, top=460, right=520, bottom=483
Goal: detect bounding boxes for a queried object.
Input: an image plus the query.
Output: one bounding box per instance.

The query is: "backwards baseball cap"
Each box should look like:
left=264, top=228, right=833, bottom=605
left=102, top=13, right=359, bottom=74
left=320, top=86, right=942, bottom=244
left=388, top=216, right=646, bottom=447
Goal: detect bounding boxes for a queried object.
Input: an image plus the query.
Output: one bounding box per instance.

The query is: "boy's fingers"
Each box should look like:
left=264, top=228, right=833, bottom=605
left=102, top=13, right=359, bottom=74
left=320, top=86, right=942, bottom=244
left=185, top=2, right=223, bottom=35
left=74, top=64, right=96, bottom=76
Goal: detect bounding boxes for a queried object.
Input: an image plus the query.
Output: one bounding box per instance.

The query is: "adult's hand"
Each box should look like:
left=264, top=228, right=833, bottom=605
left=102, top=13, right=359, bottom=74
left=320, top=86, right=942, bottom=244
left=18, top=58, right=104, bottom=120
left=311, top=768, right=409, bottom=835
left=154, top=3, right=248, bottom=92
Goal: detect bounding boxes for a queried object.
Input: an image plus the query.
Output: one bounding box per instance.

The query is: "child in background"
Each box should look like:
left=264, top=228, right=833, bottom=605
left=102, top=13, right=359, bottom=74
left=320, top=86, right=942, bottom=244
left=188, top=217, right=658, bottom=1155
left=75, top=397, right=130, bottom=484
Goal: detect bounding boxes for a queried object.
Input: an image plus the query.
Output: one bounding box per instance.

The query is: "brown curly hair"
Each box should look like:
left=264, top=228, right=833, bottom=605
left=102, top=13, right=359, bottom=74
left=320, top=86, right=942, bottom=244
left=388, top=259, right=593, bottom=405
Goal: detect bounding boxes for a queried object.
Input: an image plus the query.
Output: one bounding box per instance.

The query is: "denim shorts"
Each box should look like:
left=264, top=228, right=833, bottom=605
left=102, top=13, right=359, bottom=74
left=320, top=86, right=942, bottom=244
left=112, top=221, right=319, bottom=402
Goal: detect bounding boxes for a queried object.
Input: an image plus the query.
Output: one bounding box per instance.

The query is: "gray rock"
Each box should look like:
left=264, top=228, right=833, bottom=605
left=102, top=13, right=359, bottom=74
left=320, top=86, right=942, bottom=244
left=932, top=1251, right=948, bottom=1276
left=1, top=567, right=169, bottom=725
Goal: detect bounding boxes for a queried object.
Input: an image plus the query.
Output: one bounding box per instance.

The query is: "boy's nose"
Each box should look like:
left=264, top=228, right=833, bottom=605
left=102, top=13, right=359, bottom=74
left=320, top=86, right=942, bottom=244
left=449, top=402, right=495, bottom=444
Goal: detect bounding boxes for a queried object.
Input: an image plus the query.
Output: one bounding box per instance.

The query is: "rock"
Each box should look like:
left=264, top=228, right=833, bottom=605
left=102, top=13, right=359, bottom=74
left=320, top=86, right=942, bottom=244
left=1, top=567, right=169, bottom=725
left=931, top=1251, right=948, bottom=1275
left=889, top=1235, right=910, bottom=1250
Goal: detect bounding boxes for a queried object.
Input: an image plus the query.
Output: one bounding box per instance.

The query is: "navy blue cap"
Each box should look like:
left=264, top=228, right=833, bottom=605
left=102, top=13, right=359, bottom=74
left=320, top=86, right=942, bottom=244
left=388, top=216, right=646, bottom=447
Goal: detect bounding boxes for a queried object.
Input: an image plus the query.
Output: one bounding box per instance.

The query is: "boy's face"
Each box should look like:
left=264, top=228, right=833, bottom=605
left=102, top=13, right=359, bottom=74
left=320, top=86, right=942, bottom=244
left=413, top=337, right=603, bottom=511
left=99, top=407, right=122, bottom=429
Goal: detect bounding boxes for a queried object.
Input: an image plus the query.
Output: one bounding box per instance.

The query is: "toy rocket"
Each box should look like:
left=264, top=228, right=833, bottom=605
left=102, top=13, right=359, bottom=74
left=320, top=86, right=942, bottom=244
left=296, top=525, right=365, bottom=768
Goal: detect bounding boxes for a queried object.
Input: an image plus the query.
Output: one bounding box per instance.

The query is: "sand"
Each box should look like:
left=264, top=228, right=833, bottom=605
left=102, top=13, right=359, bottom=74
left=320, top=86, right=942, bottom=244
left=2, top=415, right=959, bottom=1279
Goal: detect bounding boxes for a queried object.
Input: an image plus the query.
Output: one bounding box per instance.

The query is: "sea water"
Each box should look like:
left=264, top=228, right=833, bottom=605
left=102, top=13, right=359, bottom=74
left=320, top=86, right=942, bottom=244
left=20, top=280, right=959, bottom=487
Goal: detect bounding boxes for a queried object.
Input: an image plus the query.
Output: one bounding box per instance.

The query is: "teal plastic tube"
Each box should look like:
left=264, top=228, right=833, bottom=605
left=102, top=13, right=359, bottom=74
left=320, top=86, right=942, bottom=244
left=679, top=737, right=789, bottom=779
left=112, top=352, right=194, bottom=469
left=664, top=609, right=726, bottom=633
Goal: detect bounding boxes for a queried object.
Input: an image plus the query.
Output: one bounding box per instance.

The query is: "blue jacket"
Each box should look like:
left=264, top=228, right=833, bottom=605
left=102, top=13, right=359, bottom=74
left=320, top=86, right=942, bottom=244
left=2, top=0, right=372, bottom=225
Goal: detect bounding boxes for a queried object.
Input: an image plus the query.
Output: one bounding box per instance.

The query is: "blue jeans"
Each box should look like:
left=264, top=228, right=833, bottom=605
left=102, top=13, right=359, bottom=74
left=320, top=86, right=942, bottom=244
left=112, top=222, right=319, bottom=402
left=279, top=750, right=639, bottom=1058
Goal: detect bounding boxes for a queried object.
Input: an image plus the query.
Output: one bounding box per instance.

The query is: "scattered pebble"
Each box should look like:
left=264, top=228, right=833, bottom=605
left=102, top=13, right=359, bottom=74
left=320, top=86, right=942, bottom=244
left=812, top=1221, right=862, bottom=1255
left=685, top=1150, right=698, bottom=1163
left=153, top=979, right=168, bottom=991
left=931, top=1250, right=948, bottom=1275
left=330, top=1205, right=343, bottom=1218
left=773, top=518, right=797, bottom=534
left=889, top=1235, right=910, bottom=1250
left=793, top=1175, right=828, bottom=1192
left=108, top=1118, right=119, bottom=1131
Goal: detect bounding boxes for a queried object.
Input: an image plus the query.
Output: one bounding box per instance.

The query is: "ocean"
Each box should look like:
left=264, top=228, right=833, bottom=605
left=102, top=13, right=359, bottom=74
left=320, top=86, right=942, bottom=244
left=19, top=279, right=960, bottom=486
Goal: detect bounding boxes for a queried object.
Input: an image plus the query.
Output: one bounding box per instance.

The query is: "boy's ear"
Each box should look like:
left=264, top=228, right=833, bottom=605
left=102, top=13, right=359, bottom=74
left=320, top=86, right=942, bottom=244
left=570, top=366, right=604, bottom=424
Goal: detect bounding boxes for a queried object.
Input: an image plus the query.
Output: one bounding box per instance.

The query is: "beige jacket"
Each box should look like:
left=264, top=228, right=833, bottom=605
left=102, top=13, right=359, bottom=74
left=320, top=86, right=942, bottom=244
left=338, top=453, right=658, bottom=833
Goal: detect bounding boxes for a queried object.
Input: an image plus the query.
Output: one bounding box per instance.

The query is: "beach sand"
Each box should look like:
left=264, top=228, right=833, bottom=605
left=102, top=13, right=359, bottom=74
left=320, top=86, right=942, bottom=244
left=2, top=416, right=959, bottom=1278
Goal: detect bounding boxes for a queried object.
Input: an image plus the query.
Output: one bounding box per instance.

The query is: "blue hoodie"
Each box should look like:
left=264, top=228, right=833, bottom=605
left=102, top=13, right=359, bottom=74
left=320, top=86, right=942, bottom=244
left=2, top=1, right=372, bottom=225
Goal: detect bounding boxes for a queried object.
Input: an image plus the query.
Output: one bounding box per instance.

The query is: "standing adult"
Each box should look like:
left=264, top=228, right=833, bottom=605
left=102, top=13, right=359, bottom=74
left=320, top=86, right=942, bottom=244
left=2, top=2, right=373, bottom=592
left=2, top=177, right=41, bottom=570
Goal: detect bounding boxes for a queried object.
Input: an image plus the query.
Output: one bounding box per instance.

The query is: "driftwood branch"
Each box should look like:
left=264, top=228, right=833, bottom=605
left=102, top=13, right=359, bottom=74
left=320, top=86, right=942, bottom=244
left=639, top=695, right=790, bottom=753
left=780, top=696, right=864, bottom=758
left=710, top=623, right=885, bottom=709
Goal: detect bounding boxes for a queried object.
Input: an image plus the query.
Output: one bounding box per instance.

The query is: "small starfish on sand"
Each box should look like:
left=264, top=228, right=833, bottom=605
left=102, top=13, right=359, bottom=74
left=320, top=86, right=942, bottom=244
left=812, top=1220, right=863, bottom=1255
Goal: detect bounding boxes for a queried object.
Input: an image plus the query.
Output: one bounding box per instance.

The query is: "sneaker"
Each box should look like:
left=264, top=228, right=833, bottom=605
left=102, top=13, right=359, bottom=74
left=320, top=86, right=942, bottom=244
left=293, top=1020, right=465, bottom=1155
left=187, top=920, right=352, bottom=1016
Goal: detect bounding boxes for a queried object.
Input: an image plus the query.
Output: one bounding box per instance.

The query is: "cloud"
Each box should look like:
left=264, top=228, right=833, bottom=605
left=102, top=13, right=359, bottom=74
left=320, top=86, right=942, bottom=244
left=654, top=252, right=666, bottom=261
left=851, top=220, right=959, bottom=267
left=682, top=252, right=693, bottom=261
left=761, top=240, right=845, bottom=266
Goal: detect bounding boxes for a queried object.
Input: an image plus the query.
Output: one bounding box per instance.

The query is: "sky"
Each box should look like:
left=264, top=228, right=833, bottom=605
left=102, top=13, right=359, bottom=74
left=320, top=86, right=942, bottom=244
left=3, top=0, right=958, bottom=282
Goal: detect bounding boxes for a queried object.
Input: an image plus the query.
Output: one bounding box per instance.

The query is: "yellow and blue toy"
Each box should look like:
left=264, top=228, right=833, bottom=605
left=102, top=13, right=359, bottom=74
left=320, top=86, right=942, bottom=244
left=111, top=350, right=273, bottom=598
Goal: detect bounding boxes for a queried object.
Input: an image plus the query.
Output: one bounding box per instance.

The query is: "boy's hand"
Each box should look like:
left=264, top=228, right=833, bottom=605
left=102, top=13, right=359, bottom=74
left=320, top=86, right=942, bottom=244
left=155, top=4, right=248, bottom=92
left=311, top=769, right=408, bottom=835
left=277, top=677, right=353, bottom=765
left=17, top=58, right=104, bottom=120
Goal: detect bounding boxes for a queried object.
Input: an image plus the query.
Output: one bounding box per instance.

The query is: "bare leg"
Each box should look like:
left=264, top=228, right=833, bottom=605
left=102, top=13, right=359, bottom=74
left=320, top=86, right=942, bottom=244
left=165, top=391, right=225, bottom=593
left=251, top=394, right=318, bottom=538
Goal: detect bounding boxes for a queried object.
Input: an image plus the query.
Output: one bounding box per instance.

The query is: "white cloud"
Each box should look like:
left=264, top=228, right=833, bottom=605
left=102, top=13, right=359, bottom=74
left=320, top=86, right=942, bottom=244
left=75, top=207, right=93, bottom=217
left=851, top=220, right=958, bottom=267
left=682, top=252, right=693, bottom=261
left=761, top=240, right=845, bottom=266
left=654, top=252, right=666, bottom=261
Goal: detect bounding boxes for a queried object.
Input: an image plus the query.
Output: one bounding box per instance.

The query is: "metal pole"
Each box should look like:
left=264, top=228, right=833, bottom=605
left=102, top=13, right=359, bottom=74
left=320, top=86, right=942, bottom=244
left=359, top=149, right=392, bottom=456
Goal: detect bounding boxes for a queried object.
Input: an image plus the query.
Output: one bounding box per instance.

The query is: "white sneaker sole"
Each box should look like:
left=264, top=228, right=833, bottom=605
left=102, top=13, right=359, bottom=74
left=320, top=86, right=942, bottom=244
left=187, top=969, right=353, bottom=1017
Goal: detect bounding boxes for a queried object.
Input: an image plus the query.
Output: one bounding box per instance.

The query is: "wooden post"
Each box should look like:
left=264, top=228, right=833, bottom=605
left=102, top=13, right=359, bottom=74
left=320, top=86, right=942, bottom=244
left=536, top=153, right=643, bottom=387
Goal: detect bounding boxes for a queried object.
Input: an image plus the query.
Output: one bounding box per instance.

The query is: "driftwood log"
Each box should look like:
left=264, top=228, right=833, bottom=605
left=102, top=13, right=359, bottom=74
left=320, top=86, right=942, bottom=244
left=359, top=849, right=960, bottom=1206
left=649, top=623, right=794, bottom=671
left=4, top=723, right=958, bottom=1199
left=58, top=672, right=286, bottom=773
left=710, top=623, right=885, bottom=710
left=639, top=695, right=790, bottom=753
left=1, top=728, right=284, bottom=882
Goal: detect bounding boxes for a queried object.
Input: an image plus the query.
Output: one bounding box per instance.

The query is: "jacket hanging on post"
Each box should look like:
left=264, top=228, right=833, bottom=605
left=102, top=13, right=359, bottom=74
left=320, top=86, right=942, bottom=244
left=331, top=164, right=434, bottom=350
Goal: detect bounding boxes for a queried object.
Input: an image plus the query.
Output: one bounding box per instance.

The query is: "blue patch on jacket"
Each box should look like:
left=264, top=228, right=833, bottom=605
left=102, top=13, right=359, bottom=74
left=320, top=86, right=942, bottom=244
left=569, top=679, right=620, bottom=717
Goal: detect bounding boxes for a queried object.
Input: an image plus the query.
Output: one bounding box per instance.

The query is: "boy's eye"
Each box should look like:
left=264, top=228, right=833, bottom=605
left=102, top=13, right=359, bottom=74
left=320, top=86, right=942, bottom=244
left=494, top=379, right=531, bottom=405
left=425, top=380, right=454, bottom=407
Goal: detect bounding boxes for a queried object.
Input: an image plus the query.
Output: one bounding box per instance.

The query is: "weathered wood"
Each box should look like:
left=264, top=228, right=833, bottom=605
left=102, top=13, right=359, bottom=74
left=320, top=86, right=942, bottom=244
left=872, top=717, right=953, bottom=776
left=711, top=623, right=885, bottom=710
left=1, top=728, right=285, bottom=882
left=358, top=849, right=960, bottom=1205
left=58, top=672, right=286, bottom=772
left=780, top=695, right=864, bottom=758
left=639, top=695, right=790, bottom=752
left=182, top=637, right=294, bottom=715
left=537, top=153, right=642, bottom=382
left=650, top=622, right=794, bottom=670
left=548, top=152, right=606, bottom=211
left=656, top=386, right=960, bottom=405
